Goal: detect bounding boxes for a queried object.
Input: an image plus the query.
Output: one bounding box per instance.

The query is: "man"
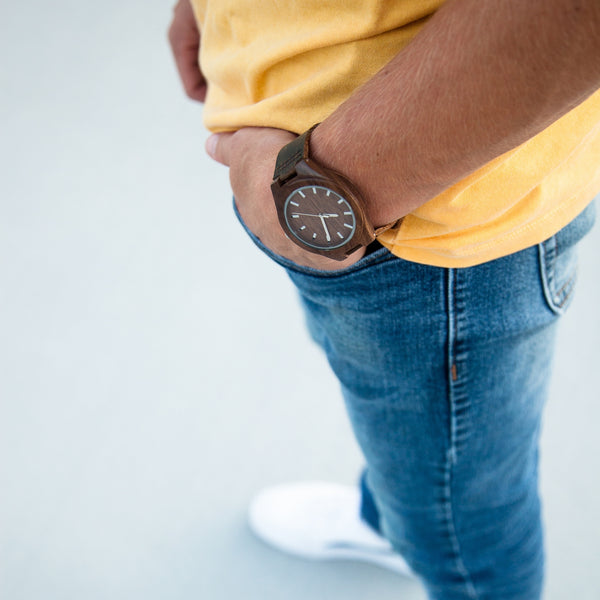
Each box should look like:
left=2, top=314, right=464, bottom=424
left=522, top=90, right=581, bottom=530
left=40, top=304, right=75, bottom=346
left=169, top=1, right=600, bottom=598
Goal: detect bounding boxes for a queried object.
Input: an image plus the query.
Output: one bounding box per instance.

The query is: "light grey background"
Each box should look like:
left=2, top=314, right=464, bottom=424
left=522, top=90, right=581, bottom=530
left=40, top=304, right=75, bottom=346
left=1, top=2, right=599, bottom=599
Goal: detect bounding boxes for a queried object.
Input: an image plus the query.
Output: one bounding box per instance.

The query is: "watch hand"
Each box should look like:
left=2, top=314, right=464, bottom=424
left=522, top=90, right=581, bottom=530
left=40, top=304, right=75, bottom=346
left=319, top=215, right=331, bottom=242
left=290, top=213, right=340, bottom=218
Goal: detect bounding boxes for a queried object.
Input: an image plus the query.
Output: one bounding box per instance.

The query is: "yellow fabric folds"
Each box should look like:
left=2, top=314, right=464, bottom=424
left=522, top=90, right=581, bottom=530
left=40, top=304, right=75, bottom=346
left=192, top=0, right=600, bottom=267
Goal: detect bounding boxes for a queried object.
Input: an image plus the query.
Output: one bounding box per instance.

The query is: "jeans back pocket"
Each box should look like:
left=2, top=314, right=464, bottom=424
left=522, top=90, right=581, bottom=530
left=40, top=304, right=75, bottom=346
left=539, top=201, right=596, bottom=315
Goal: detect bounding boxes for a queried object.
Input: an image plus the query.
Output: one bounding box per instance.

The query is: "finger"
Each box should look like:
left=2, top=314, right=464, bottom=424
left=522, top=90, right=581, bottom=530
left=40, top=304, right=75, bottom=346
left=206, top=132, right=235, bottom=165
left=175, top=47, right=207, bottom=102
left=168, top=0, right=206, bottom=102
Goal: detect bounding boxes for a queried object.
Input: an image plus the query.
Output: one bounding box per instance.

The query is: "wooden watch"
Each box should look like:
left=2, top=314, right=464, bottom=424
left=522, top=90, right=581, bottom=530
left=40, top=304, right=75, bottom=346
left=270, top=124, right=398, bottom=261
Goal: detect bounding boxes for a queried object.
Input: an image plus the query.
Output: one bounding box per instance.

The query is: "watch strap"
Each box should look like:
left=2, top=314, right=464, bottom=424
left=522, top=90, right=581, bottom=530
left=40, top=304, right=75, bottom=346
left=273, top=123, right=320, bottom=183
left=373, top=217, right=404, bottom=236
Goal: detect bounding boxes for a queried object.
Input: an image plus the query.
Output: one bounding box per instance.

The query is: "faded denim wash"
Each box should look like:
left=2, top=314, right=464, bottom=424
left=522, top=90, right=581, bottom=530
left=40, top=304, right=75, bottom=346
left=235, top=200, right=596, bottom=600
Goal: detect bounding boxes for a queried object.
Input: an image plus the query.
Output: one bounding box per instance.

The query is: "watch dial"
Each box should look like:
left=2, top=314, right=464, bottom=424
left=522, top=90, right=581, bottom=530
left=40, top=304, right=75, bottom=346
left=284, top=185, right=356, bottom=250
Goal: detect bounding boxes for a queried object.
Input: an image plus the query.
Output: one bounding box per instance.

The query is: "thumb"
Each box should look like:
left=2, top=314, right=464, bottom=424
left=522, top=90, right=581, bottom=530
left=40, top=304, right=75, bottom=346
left=205, top=132, right=233, bottom=165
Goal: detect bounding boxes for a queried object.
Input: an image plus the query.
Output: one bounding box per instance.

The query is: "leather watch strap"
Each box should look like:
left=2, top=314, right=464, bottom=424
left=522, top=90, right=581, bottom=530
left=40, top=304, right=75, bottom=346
left=273, top=123, right=320, bottom=183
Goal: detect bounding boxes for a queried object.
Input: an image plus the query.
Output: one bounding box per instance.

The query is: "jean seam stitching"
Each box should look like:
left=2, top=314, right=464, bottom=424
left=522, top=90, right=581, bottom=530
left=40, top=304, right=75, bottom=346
left=446, top=268, right=479, bottom=599
left=538, top=237, right=577, bottom=314
left=284, top=252, right=396, bottom=279
left=552, top=269, right=577, bottom=308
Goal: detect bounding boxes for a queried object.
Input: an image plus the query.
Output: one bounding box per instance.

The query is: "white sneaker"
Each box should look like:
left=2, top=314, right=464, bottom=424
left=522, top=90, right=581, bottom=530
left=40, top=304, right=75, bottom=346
left=247, top=481, right=413, bottom=576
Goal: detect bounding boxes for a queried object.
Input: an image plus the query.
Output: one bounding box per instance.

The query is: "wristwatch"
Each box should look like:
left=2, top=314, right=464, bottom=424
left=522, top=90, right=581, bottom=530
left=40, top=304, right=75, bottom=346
left=271, top=124, right=399, bottom=261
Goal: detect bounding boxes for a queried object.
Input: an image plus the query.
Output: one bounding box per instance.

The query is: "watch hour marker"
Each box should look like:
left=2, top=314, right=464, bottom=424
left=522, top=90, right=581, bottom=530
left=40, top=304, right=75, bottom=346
left=297, top=191, right=306, bottom=198
left=312, top=233, right=317, bottom=239
left=312, top=187, right=317, bottom=194
left=337, top=199, right=344, bottom=204
left=344, top=223, right=353, bottom=229
left=344, top=211, right=352, bottom=215
left=292, top=214, right=299, bottom=218
left=326, top=190, right=331, bottom=196
left=300, top=225, right=306, bottom=230
left=337, top=232, right=344, bottom=239
left=290, top=200, right=300, bottom=206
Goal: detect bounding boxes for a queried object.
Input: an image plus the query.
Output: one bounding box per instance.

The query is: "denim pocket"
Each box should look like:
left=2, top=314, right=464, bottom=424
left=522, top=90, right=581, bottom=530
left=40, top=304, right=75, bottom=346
left=538, top=201, right=596, bottom=315
left=539, top=235, right=578, bottom=315
left=232, top=198, right=396, bottom=279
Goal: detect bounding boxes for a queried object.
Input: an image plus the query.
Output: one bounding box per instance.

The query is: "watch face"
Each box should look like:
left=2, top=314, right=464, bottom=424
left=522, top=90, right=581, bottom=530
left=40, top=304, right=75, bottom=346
left=284, top=185, right=356, bottom=250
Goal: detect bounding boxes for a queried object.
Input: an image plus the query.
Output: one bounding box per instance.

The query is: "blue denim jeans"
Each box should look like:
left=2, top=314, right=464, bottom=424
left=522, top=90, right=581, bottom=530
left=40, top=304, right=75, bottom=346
left=235, top=201, right=596, bottom=599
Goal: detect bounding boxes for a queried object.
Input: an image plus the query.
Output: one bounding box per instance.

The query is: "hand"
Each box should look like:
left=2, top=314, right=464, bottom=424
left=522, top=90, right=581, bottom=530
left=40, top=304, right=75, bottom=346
left=168, top=0, right=207, bottom=102
left=206, top=127, right=366, bottom=271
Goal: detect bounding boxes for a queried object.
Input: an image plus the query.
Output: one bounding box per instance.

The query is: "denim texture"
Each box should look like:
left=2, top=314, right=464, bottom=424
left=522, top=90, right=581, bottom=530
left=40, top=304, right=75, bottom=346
left=234, top=200, right=595, bottom=599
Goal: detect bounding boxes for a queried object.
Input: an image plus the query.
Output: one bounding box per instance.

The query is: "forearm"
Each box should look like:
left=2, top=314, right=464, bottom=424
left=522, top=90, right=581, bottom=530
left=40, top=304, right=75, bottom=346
left=312, top=0, right=600, bottom=226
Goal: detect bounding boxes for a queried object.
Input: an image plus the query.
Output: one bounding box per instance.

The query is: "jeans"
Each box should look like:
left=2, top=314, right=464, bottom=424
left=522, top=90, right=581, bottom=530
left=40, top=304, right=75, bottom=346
left=235, top=200, right=596, bottom=599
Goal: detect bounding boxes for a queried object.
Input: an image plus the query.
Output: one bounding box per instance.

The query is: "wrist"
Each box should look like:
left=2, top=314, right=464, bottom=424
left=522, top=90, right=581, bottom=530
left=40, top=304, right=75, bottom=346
left=309, top=117, right=412, bottom=228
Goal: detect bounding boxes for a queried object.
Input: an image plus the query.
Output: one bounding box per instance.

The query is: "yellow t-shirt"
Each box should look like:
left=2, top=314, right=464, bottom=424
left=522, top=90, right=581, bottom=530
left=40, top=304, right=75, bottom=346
left=191, top=0, right=600, bottom=267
